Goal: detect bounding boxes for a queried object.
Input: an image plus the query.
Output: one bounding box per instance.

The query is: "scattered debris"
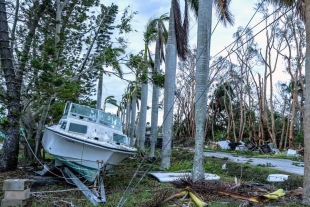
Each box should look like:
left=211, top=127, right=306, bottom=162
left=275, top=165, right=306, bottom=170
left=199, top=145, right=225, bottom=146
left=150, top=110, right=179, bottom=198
left=267, top=174, right=289, bottom=182
left=217, top=140, right=246, bottom=151
left=244, top=141, right=281, bottom=154
left=218, top=188, right=285, bottom=203
left=259, top=144, right=273, bottom=154
left=162, top=187, right=207, bottom=207
left=188, top=190, right=207, bottom=207
left=263, top=189, right=285, bottom=200
left=287, top=149, right=298, bottom=156
left=236, top=141, right=246, bottom=151
left=289, top=187, right=303, bottom=196
left=162, top=190, right=188, bottom=205
left=148, top=172, right=220, bottom=182
left=228, top=142, right=241, bottom=150
left=218, top=190, right=260, bottom=203
left=246, top=182, right=271, bottom=190
left=218, top=140, right=231, bottom=150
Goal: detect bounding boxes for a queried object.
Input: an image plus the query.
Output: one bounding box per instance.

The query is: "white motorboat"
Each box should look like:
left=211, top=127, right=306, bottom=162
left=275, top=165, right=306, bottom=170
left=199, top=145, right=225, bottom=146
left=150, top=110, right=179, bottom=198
left=42, top=102, right=137, bottom=182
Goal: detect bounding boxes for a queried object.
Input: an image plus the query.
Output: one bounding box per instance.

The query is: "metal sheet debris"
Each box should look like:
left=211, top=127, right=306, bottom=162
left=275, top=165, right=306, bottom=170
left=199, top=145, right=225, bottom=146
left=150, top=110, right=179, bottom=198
left=217, top=140, right=230, bottom=150
left=149, top=172, right=220, bottom=182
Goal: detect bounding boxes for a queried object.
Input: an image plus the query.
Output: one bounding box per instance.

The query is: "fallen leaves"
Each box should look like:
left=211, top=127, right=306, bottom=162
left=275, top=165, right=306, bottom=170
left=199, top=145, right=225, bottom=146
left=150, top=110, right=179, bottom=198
left=218, top=188, right=286, bottom=203
left=161, top=187, right=207, bottom=207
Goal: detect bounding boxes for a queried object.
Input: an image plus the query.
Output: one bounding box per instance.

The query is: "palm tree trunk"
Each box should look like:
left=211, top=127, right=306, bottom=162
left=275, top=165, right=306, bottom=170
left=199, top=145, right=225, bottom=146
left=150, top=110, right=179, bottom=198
left=302, top=1, right=310, bottom=204
left=96, top=72, right=103, bottom=109
left=125, top=100, right=131, bottom=136
left=138, top=82, right=147, bottom=150
left=161, top=5, right=177, bottom=169
left=150, top=29, right=161, bottom=157
left=192, top=0, right=212, bottom=181
left=137, top=45, right=149, bottom=151
left=130, top=90, right=137, bottom=146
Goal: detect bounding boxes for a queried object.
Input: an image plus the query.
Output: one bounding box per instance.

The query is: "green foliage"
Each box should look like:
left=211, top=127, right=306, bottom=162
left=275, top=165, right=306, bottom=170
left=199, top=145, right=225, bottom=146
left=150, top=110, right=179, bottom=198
left=117, top=6, right=138, bottom=34
left=152, top=70, right=165, bottom=88
left=0, top=116, right=9, bottom=133
left=127, top=52, right=150, bottom=84
left=1, top=1, right=137, bottom=161
left=48, top=101, right=66, bottom=124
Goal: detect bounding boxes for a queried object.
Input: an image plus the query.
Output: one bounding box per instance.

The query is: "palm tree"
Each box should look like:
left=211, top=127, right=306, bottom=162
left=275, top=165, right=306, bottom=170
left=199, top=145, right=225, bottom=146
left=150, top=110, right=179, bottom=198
left=148, top=14, right=169, bottom=157
left=192, top=0, right=234, bottom=181
left=103, top=95, right=118, bottom=112
left=161, top=0, right=198, bottom=170
left=262, top=0, right=309, bottom=203
left=96, top=46, right=125, bottom=110
left=126, top=53, right=145, bottom=146
left=137, top=19, right=157, bottom=151
left=123, top=82, right=139, bottom=145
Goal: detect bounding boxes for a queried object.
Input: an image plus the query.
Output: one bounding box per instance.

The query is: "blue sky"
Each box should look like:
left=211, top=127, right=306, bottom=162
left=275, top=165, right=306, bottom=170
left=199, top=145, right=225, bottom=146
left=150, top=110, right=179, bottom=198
left=100, top=0, right=291, bottom=125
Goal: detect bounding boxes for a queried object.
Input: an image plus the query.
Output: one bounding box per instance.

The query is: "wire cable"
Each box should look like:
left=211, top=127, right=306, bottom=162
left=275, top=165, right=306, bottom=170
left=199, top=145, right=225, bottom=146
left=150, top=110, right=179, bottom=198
left=117, top=2, right=296, bottom=206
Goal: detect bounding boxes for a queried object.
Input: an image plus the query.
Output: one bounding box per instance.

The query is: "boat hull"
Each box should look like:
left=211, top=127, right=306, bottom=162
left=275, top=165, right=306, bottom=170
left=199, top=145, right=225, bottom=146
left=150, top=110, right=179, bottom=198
left=42, top=127, right=136, bottom=182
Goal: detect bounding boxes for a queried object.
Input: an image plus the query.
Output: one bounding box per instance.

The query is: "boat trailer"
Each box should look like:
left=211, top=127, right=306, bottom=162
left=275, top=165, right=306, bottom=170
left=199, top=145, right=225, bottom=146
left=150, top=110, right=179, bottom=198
left=36, top=164, right=106, bottom=206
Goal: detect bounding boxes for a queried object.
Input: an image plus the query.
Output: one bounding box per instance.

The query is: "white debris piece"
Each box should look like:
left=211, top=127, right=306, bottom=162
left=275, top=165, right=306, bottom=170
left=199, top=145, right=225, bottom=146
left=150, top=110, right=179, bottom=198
left=267, top=174, right=289, bottom=182
left=217, top=140, right=230, bottom=150
left=287, top=149, right=297, bottom=156
left=149, top=172, right=220, bottom=182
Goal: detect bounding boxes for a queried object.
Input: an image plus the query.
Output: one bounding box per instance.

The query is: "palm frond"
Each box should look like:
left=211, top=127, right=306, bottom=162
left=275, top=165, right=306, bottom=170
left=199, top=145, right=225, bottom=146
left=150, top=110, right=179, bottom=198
left=188, top=0, right=199, bottom=18
left=147, top=48, right=154, bottom=69
left=266, top=0, right=305, bottom=21
left=144, top=18, right=158, bottom=43
left=159, top=19, right=169, bottom=39
left=159, top=30, right=166, bottom=63
left=172, top=0, right=188, bottom=60
left=213, top=0, right=235, bottom=27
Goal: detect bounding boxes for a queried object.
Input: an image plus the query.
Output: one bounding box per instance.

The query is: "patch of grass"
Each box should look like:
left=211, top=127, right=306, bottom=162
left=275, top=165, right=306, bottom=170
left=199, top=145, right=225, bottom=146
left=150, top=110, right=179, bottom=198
left=0, top=148, right=306, bottom=207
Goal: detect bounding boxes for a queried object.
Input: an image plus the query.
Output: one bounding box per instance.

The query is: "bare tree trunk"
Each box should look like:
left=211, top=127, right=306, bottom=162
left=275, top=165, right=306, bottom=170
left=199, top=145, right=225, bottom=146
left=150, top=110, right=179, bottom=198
left=303, top=2, right=310, bottom=203
left=284, top=113, right=290, bottom=149
left=279, top=97, right=288, bottom=150
left=34, top=97, right=53, bottom=156
left=0, top=0, right=47, bottom=171
left=0, top=0, right=21, bottom=171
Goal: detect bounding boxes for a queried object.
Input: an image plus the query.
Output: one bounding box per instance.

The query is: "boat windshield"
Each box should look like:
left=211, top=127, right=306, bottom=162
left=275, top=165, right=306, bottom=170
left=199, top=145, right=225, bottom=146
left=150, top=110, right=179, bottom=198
left=69, top=103, right=122, bottom=131
left=98, top=111, right=122, bottom=131
left=70, top=104, right=98, bottom=122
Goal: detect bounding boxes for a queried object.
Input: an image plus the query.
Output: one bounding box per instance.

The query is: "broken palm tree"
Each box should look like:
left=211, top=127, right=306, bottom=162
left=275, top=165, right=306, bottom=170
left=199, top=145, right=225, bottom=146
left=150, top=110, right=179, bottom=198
left=161, top=187, right=207, bottom=207
left=218, top=188, right=285, bottom=203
